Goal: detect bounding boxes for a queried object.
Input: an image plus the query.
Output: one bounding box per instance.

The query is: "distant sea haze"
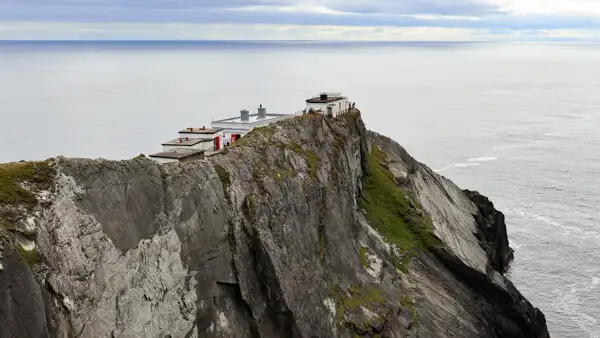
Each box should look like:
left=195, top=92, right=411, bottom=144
left=1, top=41, right=599, bottom=338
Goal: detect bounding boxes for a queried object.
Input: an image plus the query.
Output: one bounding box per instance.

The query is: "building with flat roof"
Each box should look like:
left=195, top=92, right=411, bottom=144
left=149, top=148, right=205, bottom=164
left=305, top=92, right=351, bottom=118
left=161, top=137, right=217, bottom=152
left=211, top=104, right=293, bottom=145
left=178, top=127, right=223, bottom=139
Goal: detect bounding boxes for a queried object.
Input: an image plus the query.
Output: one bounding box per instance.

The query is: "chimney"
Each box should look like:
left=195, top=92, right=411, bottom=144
left=202, top=126, right=205, bottom=130
left=179, top=138, right=182, bottom=143
left=185, top=137, right=189, bottom=141
left=320, top=93, right=328, bottom=101
left=240, top=109, right=250, bottom=121
left=257, top=104, right=267, bottom=119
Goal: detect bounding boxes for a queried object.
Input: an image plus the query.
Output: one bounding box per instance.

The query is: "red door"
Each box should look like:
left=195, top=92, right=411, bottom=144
left=214, top=136, right=220, bottom=150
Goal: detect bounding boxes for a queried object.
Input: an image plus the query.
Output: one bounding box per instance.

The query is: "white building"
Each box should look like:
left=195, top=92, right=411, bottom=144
left=178, top=127, right=224, bottom=140
left=178, top=127, right=225, bottom=151
left=211, top=105, right=292, bottom=145
left=162, top=137, right=217, bottom=152
left=305, top=92, right=351, bottom=118
left=149, top=148, right=205, bottom=164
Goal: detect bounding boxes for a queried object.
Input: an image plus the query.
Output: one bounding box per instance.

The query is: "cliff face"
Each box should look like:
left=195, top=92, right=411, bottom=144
left=0, top=112, right=549, bottom=338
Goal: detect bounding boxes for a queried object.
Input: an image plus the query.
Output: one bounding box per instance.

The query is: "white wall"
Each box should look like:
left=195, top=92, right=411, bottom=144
left=216, top=115, right=294, bottom=146
left=177, top=132, right=222, bottom=140
left=211, top=115, right=291, bottom=132
left=162, top=142, right=214, bottom=152
left=305, top=98, right=350, bottom=117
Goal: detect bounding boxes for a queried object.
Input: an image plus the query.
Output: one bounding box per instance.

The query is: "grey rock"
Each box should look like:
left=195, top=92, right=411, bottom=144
left=0, top=247, right=49, bottom=338
left=0, top=112, right=549, bottom=337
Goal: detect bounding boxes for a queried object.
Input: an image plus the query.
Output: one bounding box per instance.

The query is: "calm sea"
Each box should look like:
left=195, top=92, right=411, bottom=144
left=1, top=41, right=598, bottom=337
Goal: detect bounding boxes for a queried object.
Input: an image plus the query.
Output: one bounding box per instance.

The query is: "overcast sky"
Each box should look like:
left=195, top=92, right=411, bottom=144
left=1, top=0, right=600, bottom=41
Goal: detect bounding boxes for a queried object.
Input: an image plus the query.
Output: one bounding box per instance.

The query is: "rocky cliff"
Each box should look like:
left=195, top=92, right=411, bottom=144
left=0, top=111, right=549, bottom=338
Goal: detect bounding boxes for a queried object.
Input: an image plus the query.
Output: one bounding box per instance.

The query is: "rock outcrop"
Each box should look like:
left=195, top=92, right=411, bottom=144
left=0, top=112, right=549, bottom=338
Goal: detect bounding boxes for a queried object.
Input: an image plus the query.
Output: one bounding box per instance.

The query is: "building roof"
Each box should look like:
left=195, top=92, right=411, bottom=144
left=212, top=113, right=290, bottom=125
left=149, top=148, right=205, bottom=160
left=162, top=138, right=213, bottom=146
left=306, top=93, right=346, bottom=104
left=179, top=127, right=223, bottom=134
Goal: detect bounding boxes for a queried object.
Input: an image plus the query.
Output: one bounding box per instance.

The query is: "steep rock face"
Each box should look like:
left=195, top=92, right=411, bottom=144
left=0, top=246, right=49, bottom=338
left=368, top=132, right=549, bottom=338
left=0, top=112, right=549, bottom=338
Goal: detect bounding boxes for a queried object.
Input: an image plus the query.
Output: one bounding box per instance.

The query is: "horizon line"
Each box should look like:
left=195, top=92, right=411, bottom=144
left=0, top=39, right=598, bottom=44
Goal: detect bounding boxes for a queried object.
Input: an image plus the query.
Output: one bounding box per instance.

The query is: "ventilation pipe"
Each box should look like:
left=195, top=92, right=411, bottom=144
left=258, top=104, right=267, bottom=119
left=240, top=109, right=250, bottom=121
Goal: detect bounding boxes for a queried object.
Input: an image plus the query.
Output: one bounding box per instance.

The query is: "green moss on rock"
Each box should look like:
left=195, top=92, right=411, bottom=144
left=213, top=164, right=231, bottom=201
left=288, top=143, right=304, bottom=154
left=272, top=168, right=297, bottom=184
left=359, top=145, right=440, bottom=254
left=331, top=284, right=387, bottom=325
left=243, top=194, right=256, bottom=219
left=393, top=251, right=412, bottom=274
left=0, top=160, right=55, bottom=232
left=359, top=246, right=370, bottom=269
left=0, top=160, right=54, bottom=207
left=401, top=295, right=419, bottom=329
left=17, top=245, right=40, bottom=269
left=306, top=150, right=319, bottom=179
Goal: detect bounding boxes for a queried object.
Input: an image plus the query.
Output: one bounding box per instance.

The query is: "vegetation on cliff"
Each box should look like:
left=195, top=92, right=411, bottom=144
left=359, top=145, right=440, bottom=255
left=0, top=160, right=55, bottom=230
left=0, top=160, right=55, bottom=269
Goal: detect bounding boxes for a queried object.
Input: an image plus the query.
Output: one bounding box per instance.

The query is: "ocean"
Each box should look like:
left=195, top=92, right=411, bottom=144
left=0, top=41, right=598, bottom=337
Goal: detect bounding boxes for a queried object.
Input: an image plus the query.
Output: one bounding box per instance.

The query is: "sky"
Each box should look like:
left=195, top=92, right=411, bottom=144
left=1, top=0, right=600, bottom=41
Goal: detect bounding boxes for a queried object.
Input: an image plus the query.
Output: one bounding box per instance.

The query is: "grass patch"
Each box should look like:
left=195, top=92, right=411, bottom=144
left=288, top=143, right=304, bottom=154
left=359, top=145, right=440, bottom=253
left=393, top=251, right=412, bottom=274
left=359, top=246, right=370, bottom=269
left=0, top=161, right=54, bottom=207
left=279, top=143, right=319, bottom=179
left=17, top=245, right=40, bottom=269
left=213, top=164, right=231, bottom=201
left=253, top=125, right=277, bottom=136
left=401, top=295, right=419, bottom=329
left=243, top=194, right=256, bottom=219
left=0, top=160, right=55, bottom=231
left=305, top=150, right=319, bottom=179
left=331, top=284, right=387, bottom=329
left=333, top=135, right=344, bottom=155
left=229, top=125, right=277, bottom=149
left=272, top=168, right=297, bottom=185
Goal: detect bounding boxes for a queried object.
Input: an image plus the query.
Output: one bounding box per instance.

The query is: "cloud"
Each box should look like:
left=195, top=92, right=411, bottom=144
left=1, top=21, right=599, bottom=42
left=1, top=0, right=600, bottom=40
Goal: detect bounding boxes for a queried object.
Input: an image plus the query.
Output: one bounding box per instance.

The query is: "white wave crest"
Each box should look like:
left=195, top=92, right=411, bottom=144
left=433, top=162, right=480, bottom=173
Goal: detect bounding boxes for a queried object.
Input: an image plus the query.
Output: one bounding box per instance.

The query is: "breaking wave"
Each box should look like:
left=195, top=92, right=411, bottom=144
left=434, top=156, right=497, bottom=172
left=434, top=162, right=480, bottom=173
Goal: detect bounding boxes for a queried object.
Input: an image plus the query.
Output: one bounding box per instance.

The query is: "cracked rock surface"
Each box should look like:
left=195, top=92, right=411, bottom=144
left=0, top=112, right=549, bottom=338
